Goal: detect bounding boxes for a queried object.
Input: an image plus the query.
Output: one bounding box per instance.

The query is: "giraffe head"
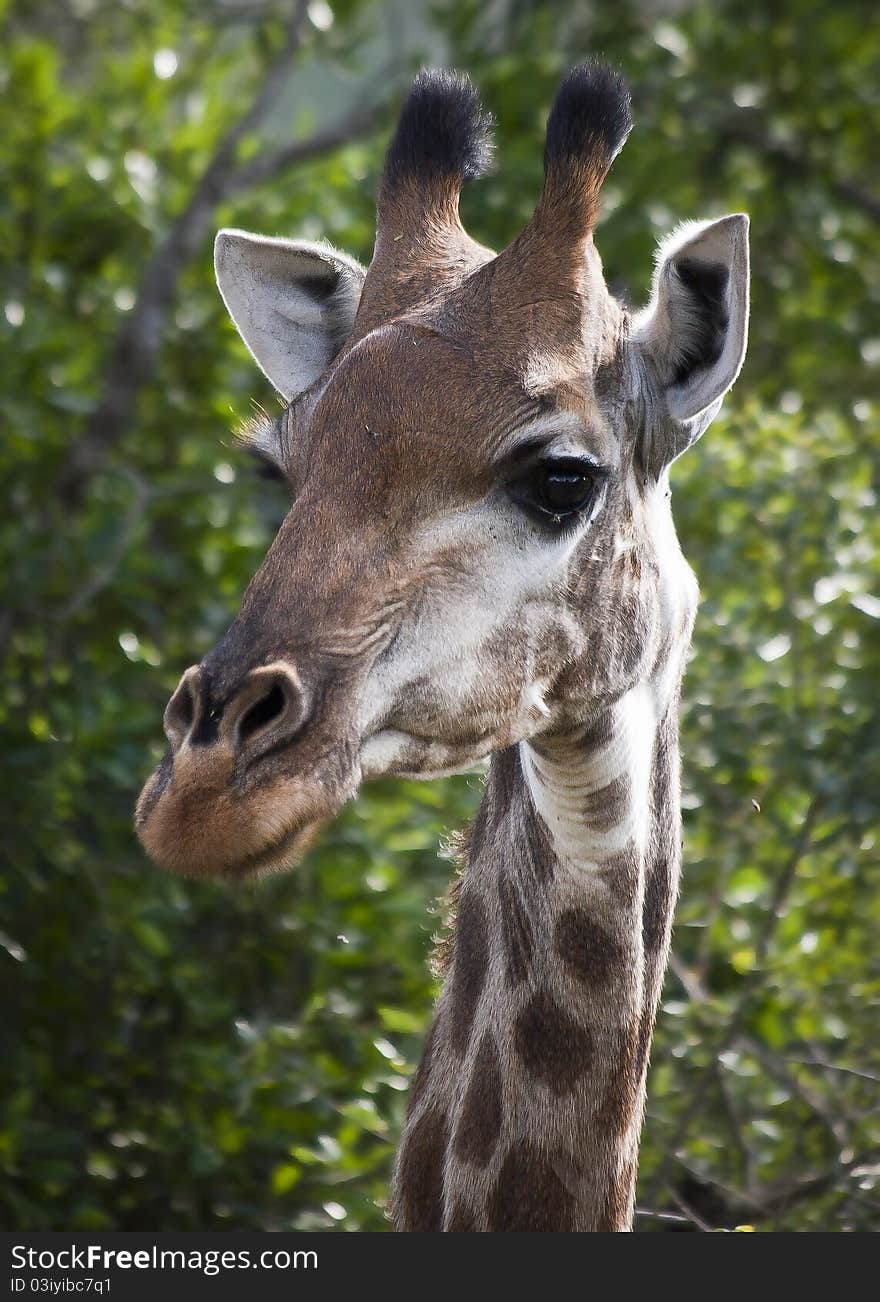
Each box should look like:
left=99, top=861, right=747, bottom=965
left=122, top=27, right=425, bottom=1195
left=136, top=63, right=749, bottom=880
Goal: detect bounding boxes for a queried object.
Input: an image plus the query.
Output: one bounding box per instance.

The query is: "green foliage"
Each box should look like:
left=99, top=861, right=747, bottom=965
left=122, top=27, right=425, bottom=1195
left=1, top=0, right=878, bottom=1231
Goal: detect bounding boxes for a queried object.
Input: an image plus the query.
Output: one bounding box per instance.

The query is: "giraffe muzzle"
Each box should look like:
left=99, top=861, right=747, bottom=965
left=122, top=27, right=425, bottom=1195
left=134, top=659, right=351, bottom=880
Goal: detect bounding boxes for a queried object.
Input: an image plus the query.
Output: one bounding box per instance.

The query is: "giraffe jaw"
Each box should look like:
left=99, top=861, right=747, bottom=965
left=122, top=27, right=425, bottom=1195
left=360, top=728, right=499, bottom=782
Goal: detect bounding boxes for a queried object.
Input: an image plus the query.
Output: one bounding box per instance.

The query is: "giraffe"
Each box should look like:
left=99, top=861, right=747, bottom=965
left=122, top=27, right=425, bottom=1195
left=136, top=62, right=749, bottom=1231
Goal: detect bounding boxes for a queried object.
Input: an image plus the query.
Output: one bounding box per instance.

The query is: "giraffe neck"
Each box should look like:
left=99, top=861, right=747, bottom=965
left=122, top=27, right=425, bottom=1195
left=392, top=681, right=682, bottom=1232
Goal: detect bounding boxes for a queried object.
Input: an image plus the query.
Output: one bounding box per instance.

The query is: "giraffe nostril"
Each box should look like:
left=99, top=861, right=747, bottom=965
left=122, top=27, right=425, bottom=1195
left=163, top=667, right=200, bottom=752
left=177, top=685, right=195, bottom=732
left=239, top=681, right=287, bottom=742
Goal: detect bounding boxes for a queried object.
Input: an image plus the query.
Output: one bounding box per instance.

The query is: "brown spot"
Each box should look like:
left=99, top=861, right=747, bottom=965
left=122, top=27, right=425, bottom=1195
left=449, top=892, right=488, bottom=1056
left=600, top=840, right=641, bottom=910
left=554, top=907, right=623, bottom=986
left=395, top=1107, right=448, bottom=1232
left=488, top=1147, right=576, bottom=1231
left=446, top=1200, right=479, bottom=1232
left=582, top=774, right=629, bottom=832
left=454, top=1033, right=503, bottom=1167
left=596, top=1158, right=636, bottom=1231
left=578, top=711, right=614, bottom=751
left=643, top=856, right=672, bottom=952
left=514, top=990, right=593, bottom=1095
left=598, top=1076, right=636, bottom=1137
left=407, top=1017, right=439, bottom=1115
left=595, top=1024, right=641, bottom=1135
left=490, top=747, right=556, bottom=888
left=498, top=872, right=533, bottom=985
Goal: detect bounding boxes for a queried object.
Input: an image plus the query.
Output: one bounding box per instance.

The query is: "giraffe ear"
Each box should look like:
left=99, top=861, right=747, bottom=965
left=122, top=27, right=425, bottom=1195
left=214, top=229, right=366, bottom=401
left=633, top=214, right=749, bottom=473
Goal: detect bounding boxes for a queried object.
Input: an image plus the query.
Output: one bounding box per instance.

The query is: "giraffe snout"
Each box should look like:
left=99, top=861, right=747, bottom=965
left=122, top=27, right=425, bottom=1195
left=135, top=657, right=339, bottom=880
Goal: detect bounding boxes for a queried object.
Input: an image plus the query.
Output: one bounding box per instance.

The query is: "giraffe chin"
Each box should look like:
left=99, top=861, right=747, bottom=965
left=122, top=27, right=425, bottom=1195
left=134, top=751, right=340, bottom=882
left=217, top=819, right=325, bottom=882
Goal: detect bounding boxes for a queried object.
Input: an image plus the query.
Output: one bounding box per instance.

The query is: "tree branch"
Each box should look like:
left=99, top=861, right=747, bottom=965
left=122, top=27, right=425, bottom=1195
left=718, top=107, right=880, bottom=223
left=228, top=94, right=387, bottom=192
left=786, top=1049, right=880, bottom=1086
left=57, top=2, right=387, bottom=506
left=53, top=468, right=152, bottom=621
left=648, top=796, right=823, bottom=1205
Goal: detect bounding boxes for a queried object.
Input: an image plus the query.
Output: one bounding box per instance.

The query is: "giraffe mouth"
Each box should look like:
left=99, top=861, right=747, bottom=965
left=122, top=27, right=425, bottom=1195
left=220, top=817, right=325, bottom=882
left=138, top=717, right=496, bottom=882
left=135, top=749, right=343, bottom=883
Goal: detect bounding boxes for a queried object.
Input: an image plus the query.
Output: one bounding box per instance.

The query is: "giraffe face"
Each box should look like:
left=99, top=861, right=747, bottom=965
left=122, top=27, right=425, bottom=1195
left=135, top=66, right=748, bottom=881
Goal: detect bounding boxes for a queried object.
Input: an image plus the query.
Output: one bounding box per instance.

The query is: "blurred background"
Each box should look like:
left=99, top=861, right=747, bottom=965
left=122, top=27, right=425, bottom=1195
left=2, top=0, right=878, bottom=1232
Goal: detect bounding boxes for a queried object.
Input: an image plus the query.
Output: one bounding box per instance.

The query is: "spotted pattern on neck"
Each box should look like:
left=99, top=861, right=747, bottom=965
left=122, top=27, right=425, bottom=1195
left=392, top=675, right=684, bottom=1233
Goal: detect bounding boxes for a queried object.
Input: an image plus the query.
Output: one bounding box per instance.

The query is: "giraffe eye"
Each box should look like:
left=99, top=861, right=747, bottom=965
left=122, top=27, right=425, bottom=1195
left=511, top=457, right=605, bottom=527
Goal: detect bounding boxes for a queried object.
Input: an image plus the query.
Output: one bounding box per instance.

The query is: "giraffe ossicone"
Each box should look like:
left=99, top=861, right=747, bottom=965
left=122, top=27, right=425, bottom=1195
left=136, top=60, right=750, bottom=1231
